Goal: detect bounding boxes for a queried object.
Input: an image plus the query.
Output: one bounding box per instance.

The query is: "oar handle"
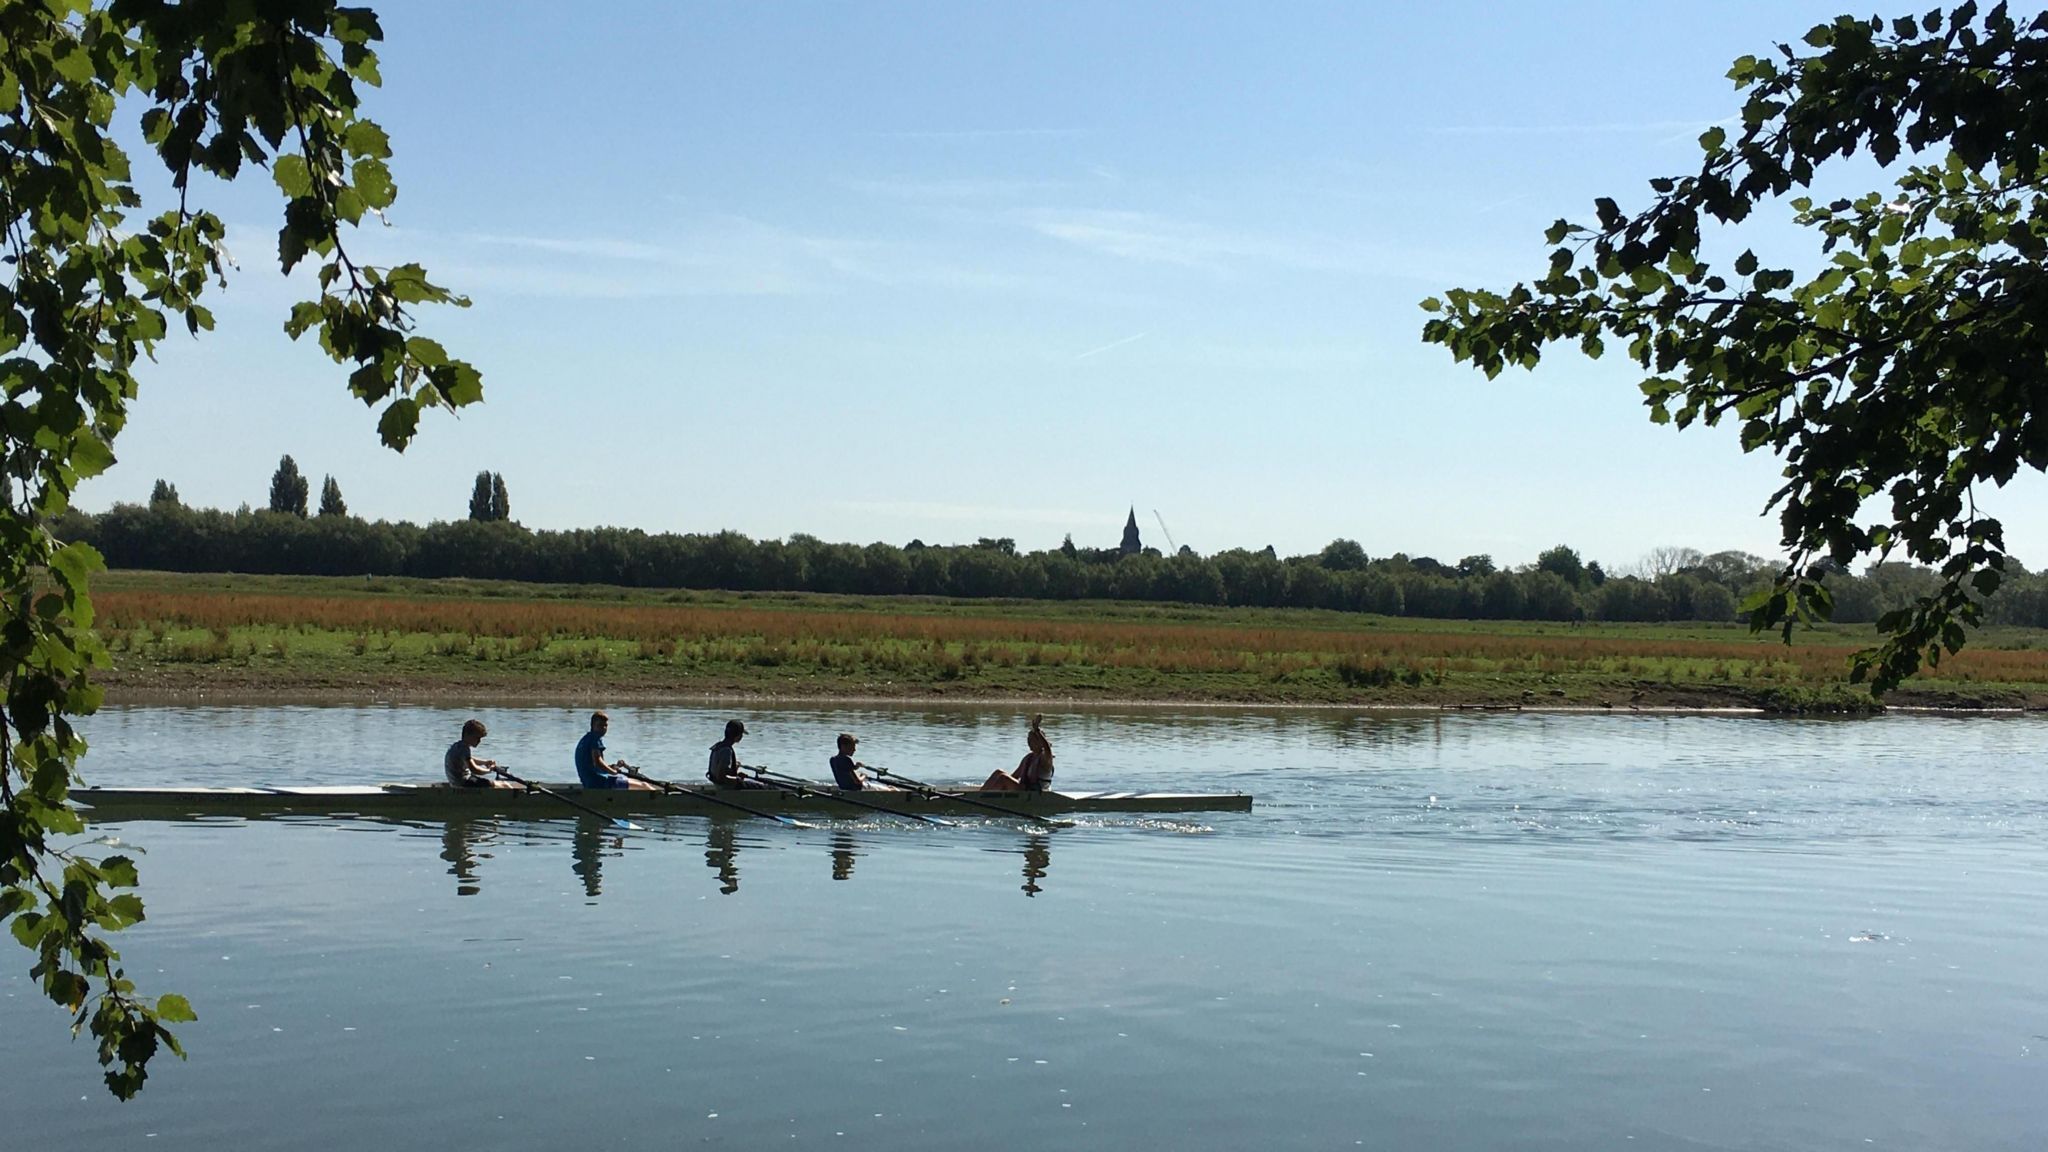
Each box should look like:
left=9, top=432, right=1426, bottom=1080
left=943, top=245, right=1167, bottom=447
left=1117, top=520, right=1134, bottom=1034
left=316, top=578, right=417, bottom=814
left=749, top=765, right=954, bottom=827
left=869, top=765, right=1067, bottom=827
left=870, top=766, right=932, bottom=790
left=623, top=764, right=815, bottom=829
left=492, top=767, right=640, bottom=831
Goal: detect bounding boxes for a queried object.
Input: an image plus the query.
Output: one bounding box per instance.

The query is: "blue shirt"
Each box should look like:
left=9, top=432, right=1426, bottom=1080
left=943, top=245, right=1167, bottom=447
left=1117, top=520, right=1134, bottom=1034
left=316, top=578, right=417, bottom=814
left=829, top=754, right=863, bottom=790
left=575, top=731, right=616, bottom=788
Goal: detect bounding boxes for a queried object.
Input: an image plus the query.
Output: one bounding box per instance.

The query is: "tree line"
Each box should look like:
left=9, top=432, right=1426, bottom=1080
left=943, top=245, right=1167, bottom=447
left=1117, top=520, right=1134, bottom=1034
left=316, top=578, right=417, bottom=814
left=61, top=498, right=2048, bottom=628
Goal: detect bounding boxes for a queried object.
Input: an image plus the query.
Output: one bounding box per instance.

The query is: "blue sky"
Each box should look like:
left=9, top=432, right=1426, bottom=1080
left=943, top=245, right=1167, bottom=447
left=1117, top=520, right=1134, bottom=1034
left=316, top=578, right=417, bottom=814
left=77, top=1, right=2048, bottom=572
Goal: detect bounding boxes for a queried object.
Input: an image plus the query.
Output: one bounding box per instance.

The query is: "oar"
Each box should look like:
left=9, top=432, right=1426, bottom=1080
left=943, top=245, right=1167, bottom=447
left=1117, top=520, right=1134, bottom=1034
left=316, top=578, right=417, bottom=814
left=869, top=766, right=1072, bottom=828
left=491, top=767, right=643, bottom=832
left=617, top=764, right=816, bottom=829
left=747, top=766, right=956, bottom=828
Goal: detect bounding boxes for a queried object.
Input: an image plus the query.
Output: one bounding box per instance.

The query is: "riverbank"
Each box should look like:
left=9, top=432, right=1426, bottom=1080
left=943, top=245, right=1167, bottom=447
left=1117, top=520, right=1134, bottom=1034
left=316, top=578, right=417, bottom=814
left=88, top=570, right=2048, bottom=713
left=93, top=663, right=2045, bottom=712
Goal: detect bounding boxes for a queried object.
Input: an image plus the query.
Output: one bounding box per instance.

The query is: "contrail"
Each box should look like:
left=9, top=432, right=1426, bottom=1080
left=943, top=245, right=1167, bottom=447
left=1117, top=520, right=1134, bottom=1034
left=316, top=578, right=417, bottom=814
left=1075, top=331, right=1149, bottom=360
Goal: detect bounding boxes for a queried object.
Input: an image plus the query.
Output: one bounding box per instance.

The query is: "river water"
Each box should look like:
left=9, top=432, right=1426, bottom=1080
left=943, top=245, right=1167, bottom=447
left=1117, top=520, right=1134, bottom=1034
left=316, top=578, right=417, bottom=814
left=4, top=706, right=2044, bottom=1150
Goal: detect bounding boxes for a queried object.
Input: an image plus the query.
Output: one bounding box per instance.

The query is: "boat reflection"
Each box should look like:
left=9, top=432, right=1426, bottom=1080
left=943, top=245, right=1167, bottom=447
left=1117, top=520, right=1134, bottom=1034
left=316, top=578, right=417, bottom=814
left=1020, top=833, right=1050, bottom=897
left=830, top=829, right=861, bottom=880
left=424, top=815, right=1057, bottom=900
left=439, top=817, right=493, bottom=896
left=573, top=817, right=625, bottom=900
left=705, top=821, right=740, bottom=894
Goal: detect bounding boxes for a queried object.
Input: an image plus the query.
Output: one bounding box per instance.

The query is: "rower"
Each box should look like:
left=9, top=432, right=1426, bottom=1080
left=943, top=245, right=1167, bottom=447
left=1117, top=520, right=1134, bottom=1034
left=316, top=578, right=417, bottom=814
left=828, top=733, right=892, bottom=791
left=707, top=719, right=770, bottom=789
left=576, top=711, right=656, bottom=790
left=980, top=714, right=1055, bottom=792
left=445, top=719, right=516, bottom=789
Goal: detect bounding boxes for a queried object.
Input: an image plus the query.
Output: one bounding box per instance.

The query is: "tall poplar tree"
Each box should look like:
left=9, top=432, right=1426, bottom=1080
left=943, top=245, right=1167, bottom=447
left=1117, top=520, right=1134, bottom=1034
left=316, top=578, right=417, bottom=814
left=468, top=470, right=494, bottom=520
left=268, top=455, right=310, bottom=517
left=318, top=476, right=347, bottom=518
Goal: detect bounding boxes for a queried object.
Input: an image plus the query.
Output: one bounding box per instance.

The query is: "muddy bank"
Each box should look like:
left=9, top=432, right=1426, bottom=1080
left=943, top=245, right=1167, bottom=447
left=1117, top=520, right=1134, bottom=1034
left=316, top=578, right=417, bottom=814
left=93, top=665, right=2045, bottom=714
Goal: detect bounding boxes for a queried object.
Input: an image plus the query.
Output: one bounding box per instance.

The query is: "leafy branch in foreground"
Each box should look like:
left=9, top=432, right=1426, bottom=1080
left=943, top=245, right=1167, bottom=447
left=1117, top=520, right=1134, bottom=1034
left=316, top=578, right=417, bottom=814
left=1, top=0, right=478, bottom=1097
left=1421, top=2, right=2048, bottom=692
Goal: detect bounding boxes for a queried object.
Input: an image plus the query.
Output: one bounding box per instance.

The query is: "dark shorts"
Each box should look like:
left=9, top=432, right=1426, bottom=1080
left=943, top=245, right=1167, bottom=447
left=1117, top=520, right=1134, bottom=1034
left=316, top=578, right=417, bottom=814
left=579, top=774, right=631, bottom=790
left=448, top=773, right=490, bottom=789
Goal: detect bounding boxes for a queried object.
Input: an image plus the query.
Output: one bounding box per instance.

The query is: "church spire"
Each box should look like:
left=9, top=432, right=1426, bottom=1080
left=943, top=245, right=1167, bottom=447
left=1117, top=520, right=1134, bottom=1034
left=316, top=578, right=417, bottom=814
left=1120, top=507, right=1142, bottom=555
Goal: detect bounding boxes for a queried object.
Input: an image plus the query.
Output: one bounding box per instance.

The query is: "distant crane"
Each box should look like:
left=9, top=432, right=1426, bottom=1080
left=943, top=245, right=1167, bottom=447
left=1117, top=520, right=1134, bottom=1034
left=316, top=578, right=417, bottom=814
left=1152, top=510, right=1179, bottom=553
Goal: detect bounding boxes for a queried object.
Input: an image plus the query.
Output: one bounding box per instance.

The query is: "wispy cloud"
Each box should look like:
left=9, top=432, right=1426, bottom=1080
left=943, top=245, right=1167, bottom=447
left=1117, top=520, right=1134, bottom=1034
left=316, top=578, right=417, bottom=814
left=412, top=216, right=1126, bottom=303
left=367, top=217, right=884, bottom=299
left=841, top=176, right=1073, bottom=202
left=1472, top=192, right=1533, bottom=215
left=1075, top=331, right=1149, bottom=360
left=1030, top=209, right=1362, bottom=273
left=1434, top=118, right=1727, bottom=137
left=462, top=234, right=675, bottom=262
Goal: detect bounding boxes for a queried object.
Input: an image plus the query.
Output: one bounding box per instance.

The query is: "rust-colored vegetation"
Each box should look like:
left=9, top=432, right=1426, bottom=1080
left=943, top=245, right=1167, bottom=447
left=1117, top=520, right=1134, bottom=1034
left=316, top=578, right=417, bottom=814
left=92, top=586, right=2048, bottom=690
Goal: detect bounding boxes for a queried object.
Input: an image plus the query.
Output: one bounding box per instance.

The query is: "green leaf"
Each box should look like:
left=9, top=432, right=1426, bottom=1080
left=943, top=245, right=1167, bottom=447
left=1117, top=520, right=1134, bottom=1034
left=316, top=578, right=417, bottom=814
left=1698, top=125, right=1727, bottom=152
left=100, top=856, right=139, bottom=888
left=272, top=155, right=313, bottom=199
left=106, top=895, right=145, bottom=925
left=404, top=337, right=447, bottom=368
left=384, top=264, right=443, bottom=304
left=284, top=301, right=325, bottom=339
left=155, top=994, right=197, bottom=1024
left=71, top=433, right=117, bottom=478
left=377, top=397, right=422, bottom=449
left=353, top=158, right=395, bottom=211
left=343, top=121, right=392, bottom=160
left=10, top=911, right=45, bottom=948
left=430, top=362, right=484, bottom=407
left=48, top=541, right=105, bottom=588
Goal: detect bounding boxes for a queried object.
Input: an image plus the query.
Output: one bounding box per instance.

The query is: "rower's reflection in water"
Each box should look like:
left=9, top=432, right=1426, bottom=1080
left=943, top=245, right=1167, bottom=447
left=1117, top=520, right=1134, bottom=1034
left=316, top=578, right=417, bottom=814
left=1020, top=832, right=1051, bottom=897
left=830, top=829, right=862, bottom=880
left=705, top=821, right=740, bottom=894
left=439, top=817, right=495, bottom=896
left=572, top=816, right=623, bottom=901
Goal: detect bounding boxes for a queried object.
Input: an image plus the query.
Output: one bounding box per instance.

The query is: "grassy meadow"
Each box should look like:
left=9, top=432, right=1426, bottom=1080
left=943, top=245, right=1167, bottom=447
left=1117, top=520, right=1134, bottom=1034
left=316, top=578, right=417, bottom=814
left=84, top=570, right=2048, bottom=710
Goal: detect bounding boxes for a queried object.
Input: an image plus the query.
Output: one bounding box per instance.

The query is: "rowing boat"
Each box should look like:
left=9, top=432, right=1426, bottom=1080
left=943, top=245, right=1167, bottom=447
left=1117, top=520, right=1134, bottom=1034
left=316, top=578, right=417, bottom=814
left=68, top=783, right=1254, bottom=820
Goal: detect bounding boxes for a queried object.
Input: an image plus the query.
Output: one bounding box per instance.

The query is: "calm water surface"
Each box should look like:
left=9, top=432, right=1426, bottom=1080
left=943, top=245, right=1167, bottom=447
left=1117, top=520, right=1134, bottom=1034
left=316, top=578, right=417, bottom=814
left=4, top=706, right=2044, bottom=1150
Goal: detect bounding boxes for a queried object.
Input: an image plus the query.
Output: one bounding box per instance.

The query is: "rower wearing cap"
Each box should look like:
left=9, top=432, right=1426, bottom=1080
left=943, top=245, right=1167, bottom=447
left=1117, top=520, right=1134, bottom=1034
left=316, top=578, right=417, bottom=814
left=828, top=733, right=891, bottom=791
left=707, top=719, right=768, bottom=789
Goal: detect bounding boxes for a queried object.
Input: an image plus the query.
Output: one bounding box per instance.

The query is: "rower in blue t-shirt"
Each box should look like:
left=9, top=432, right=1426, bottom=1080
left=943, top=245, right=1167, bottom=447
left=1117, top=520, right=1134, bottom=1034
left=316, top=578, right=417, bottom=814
left=828, top=732, right=890, bottom=790
left=574, top=711, right=637, bottom=789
